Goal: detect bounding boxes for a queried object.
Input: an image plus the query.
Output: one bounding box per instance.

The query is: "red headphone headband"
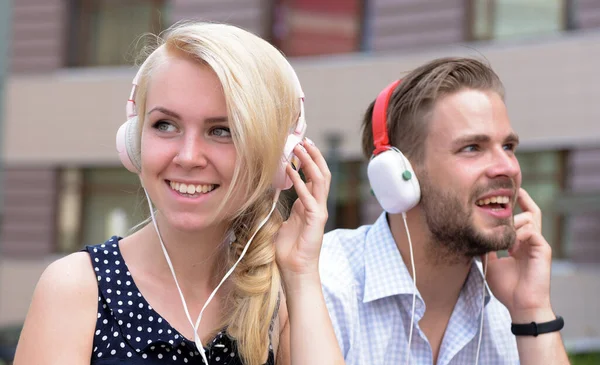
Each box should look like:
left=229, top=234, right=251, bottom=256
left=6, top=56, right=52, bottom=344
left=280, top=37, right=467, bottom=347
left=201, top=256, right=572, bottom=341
left=371, top=79, right=401, bottom=156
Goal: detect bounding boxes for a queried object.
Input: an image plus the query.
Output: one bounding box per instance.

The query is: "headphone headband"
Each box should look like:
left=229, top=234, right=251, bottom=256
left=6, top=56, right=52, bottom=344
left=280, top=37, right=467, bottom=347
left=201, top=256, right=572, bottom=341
left=371, top=79, right=401, bottom=156
left=118, top=53, right=307, bottom=191
left=367, top=78, right=421, bottom=215
left=125, top=59, right=306, bottom=135
left=284, top=61, right=306, bottom=136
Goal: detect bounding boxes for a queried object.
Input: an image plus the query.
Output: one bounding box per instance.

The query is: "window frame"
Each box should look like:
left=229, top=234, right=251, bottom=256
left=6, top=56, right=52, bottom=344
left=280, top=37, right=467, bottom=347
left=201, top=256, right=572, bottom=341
left=66, top=0, right=166, bottom=67
left=466, top=0, right=570, bottom=41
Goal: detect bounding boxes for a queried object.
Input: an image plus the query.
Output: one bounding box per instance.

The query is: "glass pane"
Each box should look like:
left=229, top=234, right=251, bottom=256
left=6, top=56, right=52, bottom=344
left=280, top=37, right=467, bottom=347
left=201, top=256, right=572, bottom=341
left=81, top=168, right=148, bottom=246
left=536, top=152, right=561, bottom=174
left=518, top=150, right=562, bottom=180
left=56, top=168, right=83, bottom=253
left=272, top=0, right=362, bottom=56
left=519, top=150, right=565, bottom=255
left=85, top=0, right=164, bottom=66
left=494, top=0, right=564, bottom=39
left=85, top=167, right=141, bottom=185
left=472, top=0, right=493, bottom=40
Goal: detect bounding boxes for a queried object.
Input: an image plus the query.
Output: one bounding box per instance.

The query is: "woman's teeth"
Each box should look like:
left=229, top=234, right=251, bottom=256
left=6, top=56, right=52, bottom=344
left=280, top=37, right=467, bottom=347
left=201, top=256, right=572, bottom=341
left=169, top=181, right=216, bottom=195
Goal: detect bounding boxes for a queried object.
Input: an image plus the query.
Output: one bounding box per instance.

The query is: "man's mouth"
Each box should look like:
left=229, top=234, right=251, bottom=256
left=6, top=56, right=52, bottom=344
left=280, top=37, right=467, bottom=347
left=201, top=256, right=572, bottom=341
left=167, top=180, right=218, bottom=197
left=475, top=195, right=510, bottom=211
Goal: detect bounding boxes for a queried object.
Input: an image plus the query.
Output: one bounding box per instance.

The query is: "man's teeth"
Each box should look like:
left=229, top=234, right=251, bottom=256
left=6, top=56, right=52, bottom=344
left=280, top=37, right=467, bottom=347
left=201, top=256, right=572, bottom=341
left=169, top=181, right=216, bottom=195
left=475, top=196, right=510, bottom=206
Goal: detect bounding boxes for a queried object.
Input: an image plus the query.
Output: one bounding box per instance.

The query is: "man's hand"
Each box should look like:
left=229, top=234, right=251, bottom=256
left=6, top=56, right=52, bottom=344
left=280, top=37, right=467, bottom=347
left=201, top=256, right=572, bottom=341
left=484, top=188, right=570, bottom=365
left=485, top=188, right=554, bottom=322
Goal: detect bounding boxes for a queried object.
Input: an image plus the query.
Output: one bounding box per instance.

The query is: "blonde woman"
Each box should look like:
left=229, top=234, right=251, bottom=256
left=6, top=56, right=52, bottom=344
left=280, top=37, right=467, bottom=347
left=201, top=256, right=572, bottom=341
left=15, top=22, right=344, bottom=365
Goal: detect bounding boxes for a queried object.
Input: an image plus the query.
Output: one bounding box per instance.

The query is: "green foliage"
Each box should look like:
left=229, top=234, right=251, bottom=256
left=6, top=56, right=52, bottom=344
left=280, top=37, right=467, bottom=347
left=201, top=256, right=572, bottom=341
left=569, top=352, right=600, bottom=365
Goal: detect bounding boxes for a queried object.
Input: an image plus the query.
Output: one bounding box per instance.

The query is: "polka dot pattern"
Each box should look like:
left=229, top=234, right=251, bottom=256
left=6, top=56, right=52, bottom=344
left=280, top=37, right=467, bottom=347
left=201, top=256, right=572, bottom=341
left=85, top=237, right=274, bottom=364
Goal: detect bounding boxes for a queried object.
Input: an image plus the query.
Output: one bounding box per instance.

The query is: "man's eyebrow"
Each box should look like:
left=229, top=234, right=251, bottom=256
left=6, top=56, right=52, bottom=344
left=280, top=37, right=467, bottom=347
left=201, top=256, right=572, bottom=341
left=451, top=134, right=491, bottom=148
left=451, top=132, right=520, bottom=148
left=505, top=132, right=520, bottom=145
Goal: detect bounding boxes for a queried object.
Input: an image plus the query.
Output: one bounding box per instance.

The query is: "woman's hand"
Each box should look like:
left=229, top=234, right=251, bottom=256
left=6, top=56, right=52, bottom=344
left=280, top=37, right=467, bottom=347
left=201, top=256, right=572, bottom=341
left=275, top=138, right=331, bottom=281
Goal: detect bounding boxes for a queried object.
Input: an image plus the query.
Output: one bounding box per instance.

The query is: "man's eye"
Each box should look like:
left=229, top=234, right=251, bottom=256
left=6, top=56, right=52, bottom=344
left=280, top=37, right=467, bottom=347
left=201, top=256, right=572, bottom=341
left=460, top=145, right=478, bottom=153
left=503, top=143, right=516, bottom=151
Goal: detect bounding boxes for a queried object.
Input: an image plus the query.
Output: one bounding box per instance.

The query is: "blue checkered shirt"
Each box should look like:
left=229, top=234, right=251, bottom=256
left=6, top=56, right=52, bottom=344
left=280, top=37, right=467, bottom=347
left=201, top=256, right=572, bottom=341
left=319, top=213, right=519, bottom=364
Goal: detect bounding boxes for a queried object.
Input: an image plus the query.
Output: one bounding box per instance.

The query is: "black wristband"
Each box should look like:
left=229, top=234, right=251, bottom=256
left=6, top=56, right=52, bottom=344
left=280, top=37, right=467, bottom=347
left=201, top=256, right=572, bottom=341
left=511, top=316, right=564, bottom=337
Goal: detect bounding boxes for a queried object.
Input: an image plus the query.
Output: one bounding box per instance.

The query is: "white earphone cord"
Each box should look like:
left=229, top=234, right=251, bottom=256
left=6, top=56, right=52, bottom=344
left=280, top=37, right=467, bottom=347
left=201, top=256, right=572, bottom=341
left=474, top=254, right=488, bottom=365
left=144, top=189, right=280, bottom=365
left=401, top=213, right=486, bottom=365
left=402, top=212, right=417, bottom=365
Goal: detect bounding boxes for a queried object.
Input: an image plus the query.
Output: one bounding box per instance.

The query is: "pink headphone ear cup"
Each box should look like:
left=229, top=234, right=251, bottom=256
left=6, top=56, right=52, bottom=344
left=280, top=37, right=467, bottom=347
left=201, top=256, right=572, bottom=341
left=116, top=117, right=142, bottom=173
left=273, top=133, right=302, bottom=190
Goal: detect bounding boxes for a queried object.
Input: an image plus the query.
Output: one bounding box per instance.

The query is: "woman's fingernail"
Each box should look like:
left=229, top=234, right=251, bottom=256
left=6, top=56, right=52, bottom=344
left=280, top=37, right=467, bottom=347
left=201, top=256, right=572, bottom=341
left=305, top=137, right=315, bottom=146
left=290, top=155, right=300, bottom=170
left=297, top=144, right=307, bottom=154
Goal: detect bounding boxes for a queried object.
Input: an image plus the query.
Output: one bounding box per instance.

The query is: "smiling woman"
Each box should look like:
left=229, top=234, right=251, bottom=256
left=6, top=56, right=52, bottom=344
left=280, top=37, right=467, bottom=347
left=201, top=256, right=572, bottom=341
left=14, top=21, right=344, bottom=365
left=139, top=57, right=238, bottom=232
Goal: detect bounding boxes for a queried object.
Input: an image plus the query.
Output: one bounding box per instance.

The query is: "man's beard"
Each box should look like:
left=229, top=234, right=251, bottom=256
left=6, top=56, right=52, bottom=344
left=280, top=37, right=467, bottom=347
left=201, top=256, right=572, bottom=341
left=419, top=173, right=516, bottom=261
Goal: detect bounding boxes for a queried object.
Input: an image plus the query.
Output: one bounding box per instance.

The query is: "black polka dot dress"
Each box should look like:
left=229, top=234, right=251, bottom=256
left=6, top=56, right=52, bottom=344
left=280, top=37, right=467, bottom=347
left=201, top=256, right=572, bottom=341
left=84, top=237, right=275, bottom=364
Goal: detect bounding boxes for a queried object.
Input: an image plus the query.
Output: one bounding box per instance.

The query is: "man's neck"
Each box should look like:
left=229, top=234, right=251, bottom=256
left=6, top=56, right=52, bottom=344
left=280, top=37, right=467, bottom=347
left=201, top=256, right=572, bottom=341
left=387, top=211, right=472, bottom=311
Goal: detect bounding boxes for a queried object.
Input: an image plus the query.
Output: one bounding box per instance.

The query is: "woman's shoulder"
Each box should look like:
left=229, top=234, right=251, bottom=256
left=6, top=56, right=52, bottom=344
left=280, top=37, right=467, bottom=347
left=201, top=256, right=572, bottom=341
left=39, top=236, right=122, bottom=301
left=29, top=252, right=99, bottom=324
left=43, top=250, right=97, bottom=290
left=13, top=244, right=102, bottom=362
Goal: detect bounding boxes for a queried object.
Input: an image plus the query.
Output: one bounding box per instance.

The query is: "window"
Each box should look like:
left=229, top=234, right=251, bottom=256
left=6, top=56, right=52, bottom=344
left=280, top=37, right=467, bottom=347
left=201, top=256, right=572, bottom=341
left=321, top=157, right=384, bottom=230
left=470, top=0, right=566, bottom=41
left=56, top=168, right=84, bottom=253
left=67, top=0, right=167, bottom=67
left=330, top=160, right=364, bottom=230
left=271, top=0, right=364, bottom=57
left=517, top=150, right=567, bottom=258
left=80, top=168, right=149, bottom=246
left=556, top=148, right=600, bottom=263
left=56, top=167, right=148, bottom=253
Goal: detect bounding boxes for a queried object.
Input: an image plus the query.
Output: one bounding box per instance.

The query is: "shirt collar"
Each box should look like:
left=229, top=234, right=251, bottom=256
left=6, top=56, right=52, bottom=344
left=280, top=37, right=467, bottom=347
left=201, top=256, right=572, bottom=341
left=463, top=258, right=493, bottom=313
left=363, top=213, right=418, bottom=303
left=362, top=213, right=493, bottom=307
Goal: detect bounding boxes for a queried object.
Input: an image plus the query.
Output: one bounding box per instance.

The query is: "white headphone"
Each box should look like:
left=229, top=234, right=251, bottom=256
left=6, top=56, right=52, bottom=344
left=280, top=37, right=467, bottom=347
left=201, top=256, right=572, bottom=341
left=115, top=59, right=307, bottom=190
left=115, top=57, right=307, bottom=365
left=367, top=80, right=421, bottom=214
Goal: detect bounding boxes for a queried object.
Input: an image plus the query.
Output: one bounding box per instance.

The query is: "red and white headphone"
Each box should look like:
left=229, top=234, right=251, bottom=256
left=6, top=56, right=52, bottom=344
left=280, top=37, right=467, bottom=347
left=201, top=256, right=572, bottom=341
left=367, top=80, right=421, bottom=214
left=368, top=81, right=489, bottom=365
left=115, top=60, right=307, bottom=191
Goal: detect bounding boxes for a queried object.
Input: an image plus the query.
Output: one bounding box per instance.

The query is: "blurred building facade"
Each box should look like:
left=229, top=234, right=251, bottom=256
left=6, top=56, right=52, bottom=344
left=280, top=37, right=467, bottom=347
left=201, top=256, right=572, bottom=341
left=1, top=0, right=600, bottom=352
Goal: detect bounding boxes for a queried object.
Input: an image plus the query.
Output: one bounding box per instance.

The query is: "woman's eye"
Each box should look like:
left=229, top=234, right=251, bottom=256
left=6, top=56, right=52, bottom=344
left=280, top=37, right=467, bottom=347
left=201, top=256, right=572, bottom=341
left=211, top=127, right=231, bottom=138
left=153, top=121, right=177, bottom=132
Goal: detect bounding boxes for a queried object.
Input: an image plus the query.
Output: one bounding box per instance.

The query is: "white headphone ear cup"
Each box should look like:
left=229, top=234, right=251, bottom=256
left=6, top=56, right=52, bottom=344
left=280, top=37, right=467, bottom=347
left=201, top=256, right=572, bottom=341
left=367, top=149, right=421, bottom=214
left=116, top=117, right=142, bottom=173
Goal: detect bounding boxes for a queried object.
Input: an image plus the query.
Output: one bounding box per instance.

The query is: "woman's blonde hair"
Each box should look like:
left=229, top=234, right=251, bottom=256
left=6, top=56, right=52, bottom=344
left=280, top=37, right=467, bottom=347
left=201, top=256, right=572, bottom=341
left=133, top=21, right=302, bottom=365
